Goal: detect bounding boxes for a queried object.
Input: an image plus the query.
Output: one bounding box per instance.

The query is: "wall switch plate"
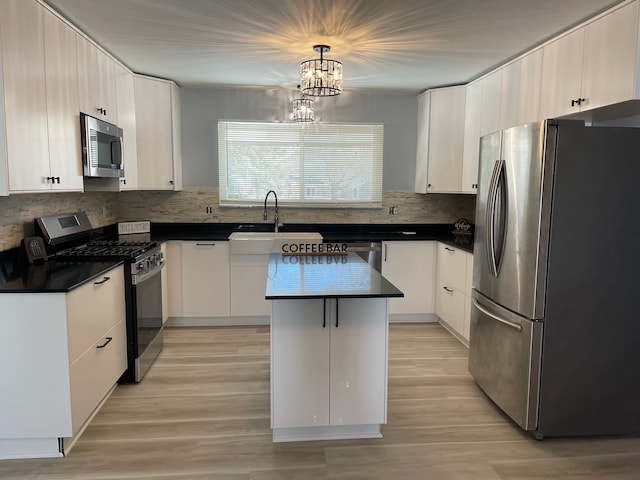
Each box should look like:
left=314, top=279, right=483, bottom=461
left=389, top=206, right=398, bottom=215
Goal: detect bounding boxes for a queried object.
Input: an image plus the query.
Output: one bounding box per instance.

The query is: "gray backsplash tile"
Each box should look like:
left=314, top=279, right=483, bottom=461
left=0, top=188, right=475, bottom=251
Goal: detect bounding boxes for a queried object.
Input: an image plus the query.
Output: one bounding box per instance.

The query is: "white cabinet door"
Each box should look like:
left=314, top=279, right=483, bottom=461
left=479, top=69, right=502, bottom=136
left=581, top=0, right=639, bottom=111
left=461, top=80, right=482, bottom=194
left=271, top=299, right=329, bottom=428
left=165, top=241, right=183, bottom=318
left=230, top=262, right=271, bottom=317
left=77, top=35, right=117, bottom=123
left=415, top=86, right=466, bottom=194
left=0, top=0, right=50, bottom=192
left=115, top=63, right=138, bottom=190
left=500, top=49, right=543, bottom=129
left=435, top=279, right=466, bottom=336
left=381, top=241, right=435, bottom=317
left=134, top=75, right=181, bottom=190
left=181, top=241, right=230, bottom=317
left=329, top=298, right=387, bottom=426
left=437, top=243, right=467, bottom=292
left=43, top=9, right=83, bottom=192
left=539, top=28, right=585, bottom=119
left=0, top=19, right=9, bottom=196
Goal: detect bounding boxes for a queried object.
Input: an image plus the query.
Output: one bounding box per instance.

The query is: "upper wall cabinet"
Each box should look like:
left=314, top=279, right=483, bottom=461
left=500, top=49, right=543, bottom=129
left=115, top=63, right=138, bottom=191
left=0, top=0, right=83, bottom=193
left=479, top=70, right=502, bottom=137
left=134, top=75, right=182, bottom=191
left=43, top=7, right=83, bottom=192
left=540, top=0, right=640, bottom=118
left=0, top=32, right=8, bottom=196
left=77, top=35, right=118, bottom=124
left=415, top=85, right=467, bottom=194
left=461, top=81, right=481, bottom=194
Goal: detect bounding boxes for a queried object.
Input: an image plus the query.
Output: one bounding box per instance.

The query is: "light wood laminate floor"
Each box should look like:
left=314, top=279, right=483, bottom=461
left=2, top=323, right=640, bottom=479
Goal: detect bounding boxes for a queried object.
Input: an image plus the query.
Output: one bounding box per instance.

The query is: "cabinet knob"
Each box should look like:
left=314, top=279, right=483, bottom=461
left=169, top=180, right=174, bottom=185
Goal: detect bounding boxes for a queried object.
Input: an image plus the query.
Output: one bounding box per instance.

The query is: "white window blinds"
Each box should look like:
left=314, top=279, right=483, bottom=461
left=218, top=121, right=383, bottom=208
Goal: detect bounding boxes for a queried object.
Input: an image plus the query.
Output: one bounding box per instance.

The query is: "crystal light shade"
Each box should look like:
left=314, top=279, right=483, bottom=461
left=300, top=45, right=343, bottom=96
left=292, top=97, right=314, bottom=122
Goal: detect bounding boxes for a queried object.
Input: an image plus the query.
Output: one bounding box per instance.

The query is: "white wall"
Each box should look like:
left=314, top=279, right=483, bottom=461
left=180, top=87, right=418, bottom=190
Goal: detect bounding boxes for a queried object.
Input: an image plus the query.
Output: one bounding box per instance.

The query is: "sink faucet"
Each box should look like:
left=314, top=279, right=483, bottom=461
left=263, top=190, right=279, bottom=232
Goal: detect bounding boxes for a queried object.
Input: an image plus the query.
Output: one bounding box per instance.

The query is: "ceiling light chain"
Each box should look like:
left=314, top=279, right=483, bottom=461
left=300, top=44, right=343, bottom=96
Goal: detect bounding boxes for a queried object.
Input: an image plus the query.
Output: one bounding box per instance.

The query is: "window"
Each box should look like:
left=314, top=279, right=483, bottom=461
left=218, top=121, right=383, bottom=208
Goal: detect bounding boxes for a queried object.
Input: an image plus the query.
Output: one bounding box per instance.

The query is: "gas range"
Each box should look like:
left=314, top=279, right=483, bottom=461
left=57, top=239, right=158, bottom=260
left=55, top=238, right=164, bottom=283
left=35, top=212, right=164, bottom=383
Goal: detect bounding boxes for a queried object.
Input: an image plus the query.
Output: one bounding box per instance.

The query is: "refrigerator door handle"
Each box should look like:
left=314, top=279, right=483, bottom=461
left=472, top=297, right=523, bottom=332
left=486, top=159, right=505, bottom=276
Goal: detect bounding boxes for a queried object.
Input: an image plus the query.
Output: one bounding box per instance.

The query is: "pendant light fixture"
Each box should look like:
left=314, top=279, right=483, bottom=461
left=292, top=95, right=314, bottom=122
left=300, top=45, right=343, bottom=96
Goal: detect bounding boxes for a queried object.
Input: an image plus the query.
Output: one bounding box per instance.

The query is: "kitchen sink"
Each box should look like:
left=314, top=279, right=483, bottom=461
left=228, top=231, right=323, bottom=255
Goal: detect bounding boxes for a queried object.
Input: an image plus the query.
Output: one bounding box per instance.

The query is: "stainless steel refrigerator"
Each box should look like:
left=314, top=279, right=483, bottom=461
left=469, top=119, right=640, bottom=439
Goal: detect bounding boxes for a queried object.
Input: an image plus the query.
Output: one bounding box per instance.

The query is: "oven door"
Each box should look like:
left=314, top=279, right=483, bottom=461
left=132, top=265, right=164, bottom=382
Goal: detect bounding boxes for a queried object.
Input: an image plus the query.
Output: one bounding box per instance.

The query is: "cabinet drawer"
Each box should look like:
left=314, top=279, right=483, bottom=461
left=437, top=243, right=466, bottom=291
left=435, top=280, right=465, bottom=335
left=67, top=265, right=125, bottom=363
left=69, top=320, right=127, bottom=434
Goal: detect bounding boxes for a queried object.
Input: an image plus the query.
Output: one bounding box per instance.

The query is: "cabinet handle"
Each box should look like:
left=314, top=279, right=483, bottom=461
left=571, top=98, right=585, bottom=107
left=54, top=176, right=60, bottom=184
left=335, top=299, right=339, bottom=328
left=384, top=244, right=388, bottom=262
left=169, top=180, right=174, bottom=185
left=195, top=243, right=216, bottom=247
left=443, top=286, right=454, bottom=293
left=93, top=276, right=111, bottom=285
left=323, top=299, right=326, bottom=328
left=96, top=337, right=113, bottom=349
left=444, top=247, right=455, bottom=252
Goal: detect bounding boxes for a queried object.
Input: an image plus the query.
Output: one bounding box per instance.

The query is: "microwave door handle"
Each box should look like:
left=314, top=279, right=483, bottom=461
left=111, top=138, right=123, bottom=168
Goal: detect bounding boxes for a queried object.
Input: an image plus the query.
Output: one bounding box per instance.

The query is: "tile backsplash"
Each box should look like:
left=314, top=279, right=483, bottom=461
left=0, top=188, right=475, bottom=251
left=0, top=191, right=119, bottom=251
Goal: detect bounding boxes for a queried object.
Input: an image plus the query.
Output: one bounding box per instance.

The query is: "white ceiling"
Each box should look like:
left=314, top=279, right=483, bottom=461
left=44, top=0, right=623, bottom=94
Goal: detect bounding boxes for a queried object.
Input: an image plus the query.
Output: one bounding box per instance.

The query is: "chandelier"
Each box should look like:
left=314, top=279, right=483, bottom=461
left=300, top=45, right=343, bottom=96
left=292, top=96, right=314, bottom=122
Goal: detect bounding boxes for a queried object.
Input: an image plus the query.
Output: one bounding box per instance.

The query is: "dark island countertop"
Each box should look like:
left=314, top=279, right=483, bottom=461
left=265, top=252, right=404, bottom=299
left=152, top=222, right=474, bottom=253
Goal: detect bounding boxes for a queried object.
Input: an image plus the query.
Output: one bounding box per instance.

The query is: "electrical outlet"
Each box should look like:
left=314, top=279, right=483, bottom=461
left=388, top=206, right=398, bottom=215
left=205, top=206, right=213, bottom=215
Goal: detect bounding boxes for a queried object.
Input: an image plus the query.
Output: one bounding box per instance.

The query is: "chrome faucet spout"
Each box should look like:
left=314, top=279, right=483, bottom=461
left=263, top=190, right=279, bottom=232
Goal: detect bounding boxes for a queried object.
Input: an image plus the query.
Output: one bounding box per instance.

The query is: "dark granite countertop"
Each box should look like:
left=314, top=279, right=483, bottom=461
left=0, top=258, right=124, bottom=293
left=152, top=223, right=474, bottom=253
left=265, top=252, right=404, bottom=299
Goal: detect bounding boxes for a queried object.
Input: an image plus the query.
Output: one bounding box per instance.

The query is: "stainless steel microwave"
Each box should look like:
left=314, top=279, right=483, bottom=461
left=80, top=112, right=124, bottom=178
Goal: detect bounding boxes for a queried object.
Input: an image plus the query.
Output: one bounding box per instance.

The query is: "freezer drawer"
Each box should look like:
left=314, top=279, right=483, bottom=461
left=468, top=290, right=542, bottom=431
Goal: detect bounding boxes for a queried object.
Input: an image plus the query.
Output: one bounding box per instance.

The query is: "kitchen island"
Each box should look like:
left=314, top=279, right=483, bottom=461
left=266, top=252, right=403, bottom=442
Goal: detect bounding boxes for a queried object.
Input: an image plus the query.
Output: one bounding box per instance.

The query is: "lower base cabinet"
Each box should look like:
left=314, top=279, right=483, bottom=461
left=435, top=242, right=473, bottom=343
left=271, top=297, right=388, bottom=440
left=0, top=265, right=126, bottom=459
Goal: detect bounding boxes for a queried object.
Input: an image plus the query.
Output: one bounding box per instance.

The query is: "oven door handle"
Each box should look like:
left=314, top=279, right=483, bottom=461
left=132, top=262, right=164, bottom=285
